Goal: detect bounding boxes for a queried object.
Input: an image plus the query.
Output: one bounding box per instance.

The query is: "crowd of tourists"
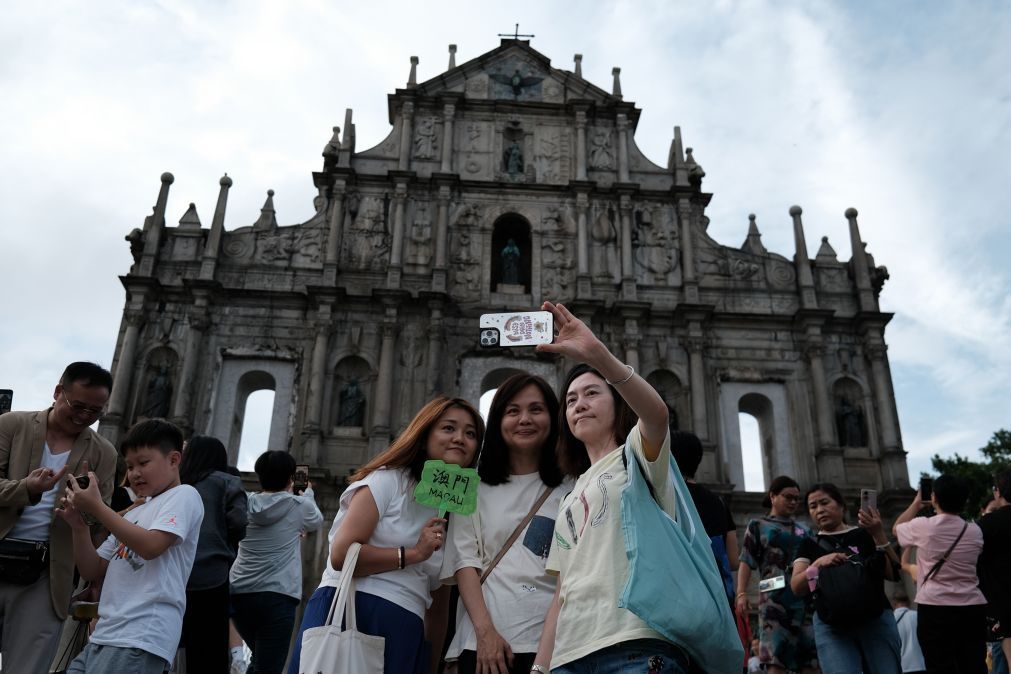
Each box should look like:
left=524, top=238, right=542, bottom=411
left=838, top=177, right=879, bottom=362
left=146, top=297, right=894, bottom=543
left=1, top=301, right=1009, bottom=674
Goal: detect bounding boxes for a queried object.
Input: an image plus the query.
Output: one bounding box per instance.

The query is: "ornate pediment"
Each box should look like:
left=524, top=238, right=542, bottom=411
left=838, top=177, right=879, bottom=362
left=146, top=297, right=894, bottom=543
left=412, top=40, right=617, bottom=105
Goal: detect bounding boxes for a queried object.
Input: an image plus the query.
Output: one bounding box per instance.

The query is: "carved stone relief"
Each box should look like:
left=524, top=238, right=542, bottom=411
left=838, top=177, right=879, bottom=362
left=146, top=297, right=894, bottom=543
left=487, top=57, right=546, bottom=101
left=341, top=196, right=390, bottom=271
left=407, top=203, right=432, bottom=267
left=632, top=204, right=678, bottom=285
left=766, top=259, right=797, bottom=288
left=534, top=128, right=570, bottom=184
left=449, top=227, right=482, bottom=299
left=464, top=74, right=489, bottom=99
left=589, top=127, right=615, bottom=170
left=413, top=117, right=439, bottom=160
left=590, top=201, right=621, bottom=284
left=816, top=266, right=851, bottom=293
left=541, top=239, right=575, bottom=301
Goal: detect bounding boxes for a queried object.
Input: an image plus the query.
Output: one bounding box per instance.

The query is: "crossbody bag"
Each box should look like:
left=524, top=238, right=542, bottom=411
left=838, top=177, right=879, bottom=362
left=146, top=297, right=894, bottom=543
left=0, top=537, right=49, bottom=585
left=479, top=486, right=552, bottom=584
left=920, top=521, right=968, bottom=585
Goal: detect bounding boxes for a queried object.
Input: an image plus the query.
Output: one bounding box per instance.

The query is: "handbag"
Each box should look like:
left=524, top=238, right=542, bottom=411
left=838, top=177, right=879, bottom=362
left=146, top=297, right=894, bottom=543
left=480, top=487, right=552, bottom=584
left=812, top=536, right=882, bottom=627
left=0, top=537, right=49, bottom=585
left=299, top=542, right=385, bottom=674
left=619, top=443, right=743, bottom=674
left=735, top=607, right=753, bottom=671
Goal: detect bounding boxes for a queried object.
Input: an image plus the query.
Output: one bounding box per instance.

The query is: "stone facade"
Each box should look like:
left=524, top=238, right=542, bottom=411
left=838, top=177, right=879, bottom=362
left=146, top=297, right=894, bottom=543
left=100, top=39, right=909, bottom=592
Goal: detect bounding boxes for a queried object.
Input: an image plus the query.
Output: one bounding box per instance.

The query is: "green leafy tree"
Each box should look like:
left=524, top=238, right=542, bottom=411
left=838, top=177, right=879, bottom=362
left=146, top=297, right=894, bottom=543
left=930, top=429, right=1011, bottom=517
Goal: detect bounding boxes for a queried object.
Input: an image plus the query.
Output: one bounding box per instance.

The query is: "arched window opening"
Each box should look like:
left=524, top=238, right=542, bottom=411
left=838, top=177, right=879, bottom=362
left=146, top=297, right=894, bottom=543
left=738, top=412, right=765, bottom=492
left=228, top=370, right=276, bottom=468
left=236, top=389, right=275, bottom=471
left=646, top=369, right=686, bottom=432
left=739, top=392, right=775, bottom=492
left=490, top=214, right=532, bottom=293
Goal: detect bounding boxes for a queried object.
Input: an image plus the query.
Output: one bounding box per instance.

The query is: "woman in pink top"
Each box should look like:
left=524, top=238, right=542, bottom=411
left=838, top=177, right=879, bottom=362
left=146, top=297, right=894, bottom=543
left=893, top=474, right=986, bottom=674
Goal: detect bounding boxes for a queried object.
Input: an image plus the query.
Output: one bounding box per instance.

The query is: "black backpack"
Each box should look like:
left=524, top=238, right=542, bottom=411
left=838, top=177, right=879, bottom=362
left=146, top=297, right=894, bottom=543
left=812, top=535, right=882, bottom=628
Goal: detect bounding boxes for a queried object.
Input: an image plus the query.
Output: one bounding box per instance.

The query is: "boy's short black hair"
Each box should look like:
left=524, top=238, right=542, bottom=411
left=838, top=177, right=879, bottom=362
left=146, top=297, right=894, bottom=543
left=254, top=450, right=296, bottom=491
left=120, top=418, right=184, bottom=457
left=933, top=474, right=970, bottom=514
left=671, top=430, right=704, bottom=479
left=60, top=362, right=113, bottom=391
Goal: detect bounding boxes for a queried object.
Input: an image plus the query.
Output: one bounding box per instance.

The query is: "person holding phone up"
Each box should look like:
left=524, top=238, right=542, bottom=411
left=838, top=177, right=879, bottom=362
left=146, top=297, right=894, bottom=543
left=893, top=475, right=986, bottom=674
left=790, top=483, right=902, bottom=674
left=737, top=476, right=819, bottom=674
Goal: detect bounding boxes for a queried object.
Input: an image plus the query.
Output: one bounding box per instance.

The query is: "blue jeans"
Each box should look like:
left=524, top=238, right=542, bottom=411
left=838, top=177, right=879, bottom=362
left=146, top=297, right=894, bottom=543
left=231, top=591, right=299, bottom=674
left=551, top=639, right=690, bottom=674
left=812, top=610, right=902, bottom=674
left=992, top=640, right=1009, bottom=674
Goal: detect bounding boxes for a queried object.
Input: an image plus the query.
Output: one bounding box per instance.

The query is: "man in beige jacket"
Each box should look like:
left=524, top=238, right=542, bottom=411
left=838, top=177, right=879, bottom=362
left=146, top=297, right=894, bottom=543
left=0, top=362, right=117, bottom=674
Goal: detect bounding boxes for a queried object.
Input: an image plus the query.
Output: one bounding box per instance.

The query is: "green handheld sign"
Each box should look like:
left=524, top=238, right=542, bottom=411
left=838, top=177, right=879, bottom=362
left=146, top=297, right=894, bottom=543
left=414, top=460, right=479, bottom=517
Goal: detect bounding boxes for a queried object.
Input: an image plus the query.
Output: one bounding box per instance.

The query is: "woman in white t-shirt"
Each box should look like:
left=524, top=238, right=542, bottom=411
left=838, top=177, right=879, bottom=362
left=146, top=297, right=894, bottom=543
left=442, top=372, right=570, bottom=674
left=530, top=301, right=686, bottom=674
left=288, top=396, right=485, bottom=674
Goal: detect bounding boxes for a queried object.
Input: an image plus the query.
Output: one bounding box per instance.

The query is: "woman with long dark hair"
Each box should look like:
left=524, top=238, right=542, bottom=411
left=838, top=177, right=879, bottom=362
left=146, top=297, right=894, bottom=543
left=791, top=482, right=902, bottom=673
left=178, top=435, right=248, bottom=674
left=442, top=373, right=569, bottom=674
left=289, top=396, right=485, bottom=674
left=737, top=475, right=819, bottom=674
left=529, top=301, right=692, bottom=673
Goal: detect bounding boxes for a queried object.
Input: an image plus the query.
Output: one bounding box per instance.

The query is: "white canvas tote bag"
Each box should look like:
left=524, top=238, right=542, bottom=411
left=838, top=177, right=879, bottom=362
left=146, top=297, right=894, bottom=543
left=299, top=542, right=385, bottom=673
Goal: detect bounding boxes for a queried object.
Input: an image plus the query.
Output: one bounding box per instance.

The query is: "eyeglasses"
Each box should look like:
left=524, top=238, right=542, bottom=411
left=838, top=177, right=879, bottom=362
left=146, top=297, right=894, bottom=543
left=780, top=494, right=802, bottom=503
left=62, top=391, right=105, bottom=417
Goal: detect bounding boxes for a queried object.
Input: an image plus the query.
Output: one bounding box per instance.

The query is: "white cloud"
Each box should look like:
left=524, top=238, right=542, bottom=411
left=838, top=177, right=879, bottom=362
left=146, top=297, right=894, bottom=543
left=2, top=1, right=1009, bottom=482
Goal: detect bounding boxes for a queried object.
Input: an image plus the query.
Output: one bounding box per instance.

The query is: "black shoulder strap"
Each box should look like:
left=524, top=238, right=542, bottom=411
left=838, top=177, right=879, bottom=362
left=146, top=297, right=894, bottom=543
left=621, top=447, right=658, bottom=502
left=921, top=521, right=969, bottom=585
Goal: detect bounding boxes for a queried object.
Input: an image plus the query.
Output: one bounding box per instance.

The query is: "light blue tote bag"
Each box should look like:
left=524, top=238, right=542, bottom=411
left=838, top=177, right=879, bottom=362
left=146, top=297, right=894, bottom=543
left=619, top=443, right=743, bottom=673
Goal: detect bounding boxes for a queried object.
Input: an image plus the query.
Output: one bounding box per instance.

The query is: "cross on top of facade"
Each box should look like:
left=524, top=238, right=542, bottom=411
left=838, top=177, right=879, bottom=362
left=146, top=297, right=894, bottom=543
left=498, top=23, right=534, bottom=40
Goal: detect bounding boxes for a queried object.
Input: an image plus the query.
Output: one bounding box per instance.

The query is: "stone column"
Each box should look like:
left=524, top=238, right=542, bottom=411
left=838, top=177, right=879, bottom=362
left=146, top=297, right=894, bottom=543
left=575, top=110, right=588, bottom=180
left=575, top=192, right=591, bottom=298
left=103, top=308, right=145, bottom=444
left=806, top=342, right=835, bottom=449
left=138, top=173, right=173, bottom=277
left=169, top=304, right=209, bottom=433
left=323, top=179, right=347, bottom=285
left=678, top=200, right=699, bottom=303
left=370, top=313, right=398, bottom=453
left=432, top=185, right=451, bottom=292
left=388, top=183, right=407, bottom=287
left=790, top=206, right=818, bottom=309
left=686, top=333, right=708, bottom=440
left=398, top=102, right=414, bottom=171
left=619, top=194, right=633, bottom=280
left=846, top=208, right=876, bottom=312
left=425, top=305, right=444, bottom=396
left=866, top=342, right=900, bottom=455
left=623, top=317, right=640, bottom=372
left=303, top=307, right=332, bottom=464
left=440, top=104, right=455, bottom=173
left=616, top=114, right=630, bottom=183
left=199, top=174, right=232, bottom=281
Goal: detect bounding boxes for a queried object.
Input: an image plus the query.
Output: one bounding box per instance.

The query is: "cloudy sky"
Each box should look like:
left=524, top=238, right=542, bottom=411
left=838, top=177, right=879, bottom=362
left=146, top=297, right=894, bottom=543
left=2, top=1, right=1008, bottom=480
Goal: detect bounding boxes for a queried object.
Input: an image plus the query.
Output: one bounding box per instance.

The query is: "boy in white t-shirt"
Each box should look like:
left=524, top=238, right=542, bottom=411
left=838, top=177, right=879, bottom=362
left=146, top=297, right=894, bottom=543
left=57, top=419, right=205, bottom=674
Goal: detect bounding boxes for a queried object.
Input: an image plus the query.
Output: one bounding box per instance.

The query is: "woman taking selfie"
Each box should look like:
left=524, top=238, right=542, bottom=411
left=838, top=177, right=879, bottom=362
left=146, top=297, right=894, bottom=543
left=529, top=301, right=690, bottom=674
left=790, top=483, right=902, bottom=673
left=442, top=372, right=569, bottom=674
left=738, top=475, right=819, bottom=674
left=288, top=396, right=485, bottom=674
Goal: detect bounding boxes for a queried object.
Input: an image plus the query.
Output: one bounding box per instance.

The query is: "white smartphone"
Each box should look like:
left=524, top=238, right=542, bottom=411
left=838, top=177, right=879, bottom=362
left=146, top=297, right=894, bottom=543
left=758, top=576, right=786, bottom=593
left=479, top=311, right=553, bottom=348
left=860, top=488, right=877, bottom=511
